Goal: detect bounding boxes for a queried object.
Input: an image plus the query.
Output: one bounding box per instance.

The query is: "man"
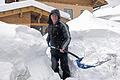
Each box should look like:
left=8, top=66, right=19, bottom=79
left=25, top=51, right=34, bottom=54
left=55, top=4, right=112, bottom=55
left=47, top=9, right=71, bottom=80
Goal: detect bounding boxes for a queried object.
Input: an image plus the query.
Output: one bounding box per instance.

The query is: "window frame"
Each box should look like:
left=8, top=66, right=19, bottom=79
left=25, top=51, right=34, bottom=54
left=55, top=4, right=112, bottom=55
left=64, top=8, right=73, bottom=19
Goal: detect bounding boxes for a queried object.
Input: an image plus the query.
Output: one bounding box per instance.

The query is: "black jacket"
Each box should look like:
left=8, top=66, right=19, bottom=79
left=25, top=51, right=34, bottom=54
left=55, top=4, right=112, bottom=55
left=47, top=21, right=71, bottom=49
left=47, top=9, right=71, bottom=49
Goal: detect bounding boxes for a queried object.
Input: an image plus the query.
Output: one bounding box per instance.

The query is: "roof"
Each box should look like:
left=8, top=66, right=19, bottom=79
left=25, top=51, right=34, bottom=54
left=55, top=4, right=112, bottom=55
left=93, top=0, right=108, bottom=8
left=93, top=5, right=120, bottom=18
left=110, top=16, right=120, bottom=21
left=0, top=0, right=70, bottom=19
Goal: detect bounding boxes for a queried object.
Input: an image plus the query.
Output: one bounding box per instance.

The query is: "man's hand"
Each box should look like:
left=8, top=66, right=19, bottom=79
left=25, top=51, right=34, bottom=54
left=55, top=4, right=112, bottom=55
left=60, top=48, right=65, bottom=53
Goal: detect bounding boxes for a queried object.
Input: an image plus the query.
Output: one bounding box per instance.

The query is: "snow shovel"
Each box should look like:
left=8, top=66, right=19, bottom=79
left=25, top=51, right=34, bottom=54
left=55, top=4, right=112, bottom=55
left=49, top=46, right=111, bottom=69
left=49, top=46, right=84, bottom=67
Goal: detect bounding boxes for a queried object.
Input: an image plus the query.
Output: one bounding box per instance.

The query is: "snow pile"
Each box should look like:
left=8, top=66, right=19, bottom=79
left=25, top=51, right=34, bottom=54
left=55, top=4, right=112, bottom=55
left=45, top=10, right=120, bottom=80
left=0, top=21, right=60, bottom=80
left=0, top=62, right=13, bottom=80
left=66, top=10, right=120, bottom=80
left=0, top=21, right=17, bottom=38
left=1, top=9, right=120, bottom=80
left=68, top=10, right=120, bottom=32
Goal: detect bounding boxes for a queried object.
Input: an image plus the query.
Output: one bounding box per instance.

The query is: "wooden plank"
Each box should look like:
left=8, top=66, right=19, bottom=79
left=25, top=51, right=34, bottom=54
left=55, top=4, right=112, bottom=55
left=30, top=23, right=48, bottom=26
left=97, top=0, right=107, bottom=3
left=0, top=7, right=31, bottom=17
left=31, top=7, right=49, bottom=17
left=21, top=23, right=48, bottom=26
left=94, top=0, right=107, bottom=8
left=0, top=6, right=49, bottom=17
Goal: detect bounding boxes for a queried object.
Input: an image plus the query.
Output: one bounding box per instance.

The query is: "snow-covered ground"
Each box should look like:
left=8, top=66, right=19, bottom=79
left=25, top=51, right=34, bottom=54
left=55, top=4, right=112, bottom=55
left=0, top=9, right=120, bottom=80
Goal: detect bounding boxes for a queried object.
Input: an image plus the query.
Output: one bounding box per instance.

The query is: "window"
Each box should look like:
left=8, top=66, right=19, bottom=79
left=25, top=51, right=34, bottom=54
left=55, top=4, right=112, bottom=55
left=5, top=0, right=19, bottom=3
left=31, top=14, right=38, bottom=23
left=5, top=0, right=15, bottom=3
left=80, top=10, right=84, bottom=15
left=64, top=8, right=73, bottom=19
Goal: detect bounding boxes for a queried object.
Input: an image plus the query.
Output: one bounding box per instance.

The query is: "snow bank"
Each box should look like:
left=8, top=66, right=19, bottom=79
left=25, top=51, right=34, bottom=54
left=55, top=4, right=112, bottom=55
left=1, top=8, right=120, bottom=80
left=0, top=21, right=60, bottom=80
left=0, top=21, right=17, bottom=38
left=67, top=10, right=120, bottom=32
left=67, top=10, right=120, bottom=80
left=0, top=62, right=13, bottom=80
left=45, top=10, right=120, bottom=80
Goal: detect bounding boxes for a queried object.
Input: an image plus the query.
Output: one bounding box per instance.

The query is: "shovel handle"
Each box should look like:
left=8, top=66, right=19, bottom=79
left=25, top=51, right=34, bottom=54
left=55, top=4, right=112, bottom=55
left=50, top=46, right=81, bottom=59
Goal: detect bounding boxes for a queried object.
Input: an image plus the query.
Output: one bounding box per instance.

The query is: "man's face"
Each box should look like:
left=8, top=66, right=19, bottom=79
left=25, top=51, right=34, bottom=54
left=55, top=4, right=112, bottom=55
left=51, top=14, right=58, bottom=24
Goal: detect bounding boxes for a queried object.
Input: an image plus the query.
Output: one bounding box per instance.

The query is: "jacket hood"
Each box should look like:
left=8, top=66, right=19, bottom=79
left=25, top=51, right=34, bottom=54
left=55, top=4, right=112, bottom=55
left=47, top=9, right=60, bottom=24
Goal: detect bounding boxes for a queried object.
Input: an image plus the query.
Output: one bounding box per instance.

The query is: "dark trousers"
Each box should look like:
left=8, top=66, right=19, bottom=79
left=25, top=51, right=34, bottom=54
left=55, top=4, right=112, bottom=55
left=50, top=48, right=70, bottom=80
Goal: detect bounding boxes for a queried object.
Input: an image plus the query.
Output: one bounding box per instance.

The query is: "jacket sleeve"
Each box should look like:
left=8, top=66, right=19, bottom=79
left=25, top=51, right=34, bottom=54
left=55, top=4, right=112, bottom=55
left=61, top=22, right=71, bottom=49
left=46, top=25, right=50, bottom=46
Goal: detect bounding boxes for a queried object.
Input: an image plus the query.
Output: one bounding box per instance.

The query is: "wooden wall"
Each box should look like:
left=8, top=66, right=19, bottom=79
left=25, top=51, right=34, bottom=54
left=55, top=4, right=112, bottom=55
left=38, top=0, right=93, bottom=6
left=43, top=2, right=93, bottom=18
left=0, top=12, right=31, bottom=25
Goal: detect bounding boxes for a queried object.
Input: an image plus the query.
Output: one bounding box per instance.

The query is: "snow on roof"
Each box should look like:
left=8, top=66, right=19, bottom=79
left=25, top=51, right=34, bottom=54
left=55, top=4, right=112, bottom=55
left=93, top=7, right=113, bottom=17
left=0, top=0, right=5, bottom=4
left=109, top=16, right=120, bottom=21
left=105, top=0, right=120, bottom=7
left=93, top=4, right=120, bottom=17
left=0, top=0, right=70, bottom=19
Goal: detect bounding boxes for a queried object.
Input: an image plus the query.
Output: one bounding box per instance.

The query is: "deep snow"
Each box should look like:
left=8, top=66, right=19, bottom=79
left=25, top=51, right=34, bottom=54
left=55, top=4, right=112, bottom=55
left=0, top=10, right=120, bottom=80
left=0, top=22, right=60, bottom=80
left=66, top=10, right=120, bottom=80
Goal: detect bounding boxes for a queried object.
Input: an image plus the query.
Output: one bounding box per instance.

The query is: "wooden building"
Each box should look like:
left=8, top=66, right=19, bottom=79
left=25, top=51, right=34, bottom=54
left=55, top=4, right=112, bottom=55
left=0, top=0, right=107, bottom=35
left=5, top=0, right=107, bottom=19
left=38, top=0, right=107, bottom=19
left=0, top=0, right=70, bottom=35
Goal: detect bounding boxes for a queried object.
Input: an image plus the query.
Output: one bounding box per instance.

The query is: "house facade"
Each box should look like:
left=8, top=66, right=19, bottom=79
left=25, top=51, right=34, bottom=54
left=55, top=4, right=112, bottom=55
left=5, top=0, right=107, bottom=19
left=0, top=0, right=107, bottom=35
